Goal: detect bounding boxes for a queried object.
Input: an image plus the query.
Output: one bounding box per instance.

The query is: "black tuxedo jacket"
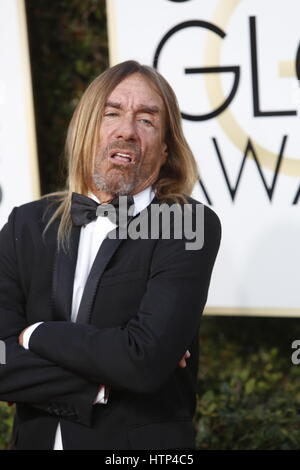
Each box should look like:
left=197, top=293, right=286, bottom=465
left=0, top=194, right=221, bottom=450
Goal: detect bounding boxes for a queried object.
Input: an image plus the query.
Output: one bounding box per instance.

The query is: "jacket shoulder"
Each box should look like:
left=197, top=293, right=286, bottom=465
left=14, top=195, right=61, bottom=223
left=184, top=195, right=221, bottom=232
left=3, top=196, right=62, bottom=234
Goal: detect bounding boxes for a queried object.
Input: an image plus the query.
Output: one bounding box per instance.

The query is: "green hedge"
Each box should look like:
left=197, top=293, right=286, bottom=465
left=0, top=403, right=15, bottom=450
left=196, top=316, right=300, bottom=449
left=1, top=0, right=299, bottom=450
left=25, top=0, right=108, bottom=194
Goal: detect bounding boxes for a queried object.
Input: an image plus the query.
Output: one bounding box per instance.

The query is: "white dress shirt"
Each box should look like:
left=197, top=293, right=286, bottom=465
left=22, top=186, right=155, bottom=450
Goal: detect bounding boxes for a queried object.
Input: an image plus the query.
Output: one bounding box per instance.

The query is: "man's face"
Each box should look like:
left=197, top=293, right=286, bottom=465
left=92, top=73, right=168, bottom=197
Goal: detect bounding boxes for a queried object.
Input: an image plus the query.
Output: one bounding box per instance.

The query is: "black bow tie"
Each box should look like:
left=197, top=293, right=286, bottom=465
left=71, top=192, right=135, bottom=227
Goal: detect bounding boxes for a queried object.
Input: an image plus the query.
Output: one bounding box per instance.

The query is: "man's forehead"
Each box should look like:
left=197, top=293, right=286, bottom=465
left=105, top=74, right=165, bottom=111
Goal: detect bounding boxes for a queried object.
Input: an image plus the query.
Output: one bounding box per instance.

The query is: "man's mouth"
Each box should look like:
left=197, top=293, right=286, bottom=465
left=109, top=152, right=134, bottom=164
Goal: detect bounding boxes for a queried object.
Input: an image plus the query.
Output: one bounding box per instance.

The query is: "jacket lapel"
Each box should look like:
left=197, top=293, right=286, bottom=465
left=51, top=224, right=81, bottom=322
left=75, top=231, right=123, bottom=324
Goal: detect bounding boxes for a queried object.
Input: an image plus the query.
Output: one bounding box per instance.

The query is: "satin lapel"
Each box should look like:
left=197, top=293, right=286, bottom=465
left=75, top=229, right=123, bottom=324
left=51, top=224, right=81, bottom=321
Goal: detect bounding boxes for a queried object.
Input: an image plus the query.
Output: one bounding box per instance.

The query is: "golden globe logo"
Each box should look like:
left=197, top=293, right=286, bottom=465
left=153, top=0, right=300, bottom=205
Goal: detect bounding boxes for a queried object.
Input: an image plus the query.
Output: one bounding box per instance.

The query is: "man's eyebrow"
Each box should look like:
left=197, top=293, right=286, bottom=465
left=137, top=105, right=160, bottom=114
left=105, top=102, right=160, bottom=114
left=105, top=101, right=121, bottom=109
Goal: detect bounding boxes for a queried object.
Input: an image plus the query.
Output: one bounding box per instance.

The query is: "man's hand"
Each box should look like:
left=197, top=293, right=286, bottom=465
left=178, top=350, right=191, bottom=368
left=18, top=327, right=29, bottom=347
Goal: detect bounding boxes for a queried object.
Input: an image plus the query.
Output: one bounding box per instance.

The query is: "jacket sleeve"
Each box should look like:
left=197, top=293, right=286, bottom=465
left=0, top=337, right=99, bottom=426
left=28, top=205, right=222, bottom=394
left=0, top=208, right=99, bottom=426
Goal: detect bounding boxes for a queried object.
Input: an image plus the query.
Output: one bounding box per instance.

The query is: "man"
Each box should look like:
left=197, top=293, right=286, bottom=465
left=0, top=60, right=221, bottom=450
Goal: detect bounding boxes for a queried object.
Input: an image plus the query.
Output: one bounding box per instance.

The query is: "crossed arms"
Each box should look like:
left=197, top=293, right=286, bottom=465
left=0, top=206, right=221, bottom=426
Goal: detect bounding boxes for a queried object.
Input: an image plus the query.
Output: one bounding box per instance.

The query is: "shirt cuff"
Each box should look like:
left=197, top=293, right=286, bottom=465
left=22, top=322, right=44, bottom=349
left=93, top=385, right=109, bottom=405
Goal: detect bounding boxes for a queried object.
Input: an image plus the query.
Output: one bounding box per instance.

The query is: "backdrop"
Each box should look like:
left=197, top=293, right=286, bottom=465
left=0, top=0, right=39, bottom=228
left=107, top=0, right=300, bottom=317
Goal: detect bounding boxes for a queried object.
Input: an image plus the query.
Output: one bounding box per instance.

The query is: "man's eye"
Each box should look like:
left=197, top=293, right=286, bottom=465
left=140, top=119, right=152, bottom=126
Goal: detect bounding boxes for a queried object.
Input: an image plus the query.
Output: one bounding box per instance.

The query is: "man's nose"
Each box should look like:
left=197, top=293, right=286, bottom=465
left=115, top=116, right=138, bottom=141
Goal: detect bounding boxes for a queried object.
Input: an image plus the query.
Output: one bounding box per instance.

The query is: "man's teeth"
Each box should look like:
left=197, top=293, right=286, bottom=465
left=116, top=153, right=130, bottom=157
left=113, top=152, right=132, bottom=161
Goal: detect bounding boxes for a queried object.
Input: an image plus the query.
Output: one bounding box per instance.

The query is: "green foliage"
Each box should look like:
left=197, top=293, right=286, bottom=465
left=196, top=316, right=300, bottom=449
left=0, top=403, right=15, bottom=450
left=25, top=0, right=109, bottom=194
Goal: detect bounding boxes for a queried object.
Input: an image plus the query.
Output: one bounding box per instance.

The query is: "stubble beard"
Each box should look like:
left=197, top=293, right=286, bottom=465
left=93, top=167, right=138, bottom=196
left=92, top=148, right=141, bottom=196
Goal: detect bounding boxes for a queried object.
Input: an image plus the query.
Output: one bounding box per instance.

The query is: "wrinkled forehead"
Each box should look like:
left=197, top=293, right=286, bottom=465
left=106, top=73, right=167, bottom=118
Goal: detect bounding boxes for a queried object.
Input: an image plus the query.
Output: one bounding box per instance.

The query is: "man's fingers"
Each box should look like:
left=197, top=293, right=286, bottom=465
left=179, top=358, right=187, bottom=368
left=178, top=350, right=191, bottom=368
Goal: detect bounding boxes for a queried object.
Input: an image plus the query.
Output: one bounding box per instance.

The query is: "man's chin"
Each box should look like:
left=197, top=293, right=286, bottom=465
left=111, top=183, right=135, bottom=196
left=95, top=178, right=136, bottom=196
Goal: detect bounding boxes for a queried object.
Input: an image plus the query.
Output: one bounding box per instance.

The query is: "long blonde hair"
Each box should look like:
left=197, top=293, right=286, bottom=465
left=43, top=60, right=199, bottom=251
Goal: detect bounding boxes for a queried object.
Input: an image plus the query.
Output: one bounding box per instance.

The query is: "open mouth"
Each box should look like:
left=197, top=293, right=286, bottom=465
left=110, top=152, right=134, bottom=164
